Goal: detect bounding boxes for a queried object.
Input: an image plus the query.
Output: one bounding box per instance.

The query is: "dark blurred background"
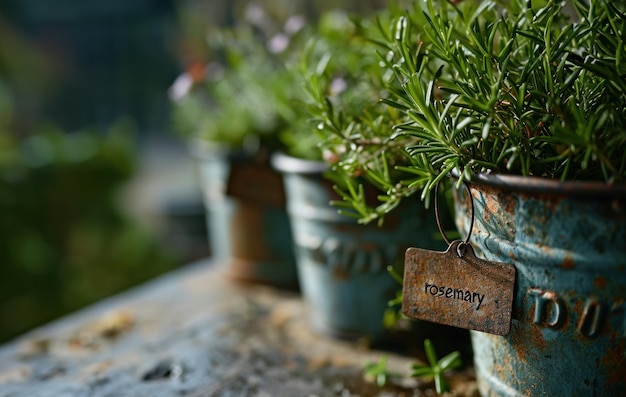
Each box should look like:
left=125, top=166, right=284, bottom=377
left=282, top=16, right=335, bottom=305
left=0, top=0, right=388, bottom=343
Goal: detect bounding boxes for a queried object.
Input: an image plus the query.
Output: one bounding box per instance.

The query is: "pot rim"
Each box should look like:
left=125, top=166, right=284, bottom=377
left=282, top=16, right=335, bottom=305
left=270, top=151, right=328, bottom=174
left=460, top=171, right=626, bottom=198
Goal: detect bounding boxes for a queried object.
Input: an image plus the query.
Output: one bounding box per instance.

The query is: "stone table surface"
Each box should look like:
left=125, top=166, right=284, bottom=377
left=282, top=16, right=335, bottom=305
left=0, top=260, right=477, bottom=397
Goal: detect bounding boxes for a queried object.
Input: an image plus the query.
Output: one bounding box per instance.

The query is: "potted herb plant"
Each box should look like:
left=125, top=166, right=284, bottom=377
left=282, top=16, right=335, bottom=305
left=170, top=7, right=308, bottom=289
left=272, top=9, right=446, bottom=342
left=330, top=0, right=626, bottom=395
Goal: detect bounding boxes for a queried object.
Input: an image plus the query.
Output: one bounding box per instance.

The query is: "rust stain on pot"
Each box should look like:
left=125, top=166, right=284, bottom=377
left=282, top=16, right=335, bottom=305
left=226, top=162, right=286, bottom=207
left=494, top=353, right=513, bottom=378
left=332, top=267, right=350, bottom=280
left=561, top=255, right=575, bottom=270
left=602, top=342, right=626, bottom=386
left=512, top=324, right=546, bottom=362
left=484, top=194, right=500, bottom=222
left=595, top=277, right=607, bottom=289
left=497, top=191, right=516, bottom=215
left=509, top=331, right=527, bottom=363
left=477, top=186, right=515, bottom=225
left=229, top=204, right=269, bottom=260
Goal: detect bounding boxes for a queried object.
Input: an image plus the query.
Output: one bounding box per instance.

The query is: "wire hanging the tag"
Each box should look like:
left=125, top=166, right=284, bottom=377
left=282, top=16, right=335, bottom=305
left=434, top=180, right=475, bottom=258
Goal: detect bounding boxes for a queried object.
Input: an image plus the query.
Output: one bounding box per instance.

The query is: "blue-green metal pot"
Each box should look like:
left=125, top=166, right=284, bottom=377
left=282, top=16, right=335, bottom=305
left=272, top=153, right=442, bottom=341
left=453, top=174, right=626, bottom=396
left=192, top=143, right=298, bottom=289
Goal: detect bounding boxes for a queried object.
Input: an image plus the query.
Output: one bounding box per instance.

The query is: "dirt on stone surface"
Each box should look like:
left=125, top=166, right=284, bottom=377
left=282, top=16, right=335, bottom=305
left=207, top=291, right=478, bottom=397
left=0, top=263, right=478, bottom=397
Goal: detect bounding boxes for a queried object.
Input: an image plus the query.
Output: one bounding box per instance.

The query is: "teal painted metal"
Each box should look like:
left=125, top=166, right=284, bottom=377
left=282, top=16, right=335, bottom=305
left=273, top=153, right=443, bottom=341
left=453, top=175, right=626, bottom=396
left=194, top=146, right=298, bottom=289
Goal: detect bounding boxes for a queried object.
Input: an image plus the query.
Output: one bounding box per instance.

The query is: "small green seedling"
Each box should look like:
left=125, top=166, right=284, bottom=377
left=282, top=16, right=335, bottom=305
left=411, top=339, right=462, bottom=395
left=363, top=356, right=401, bottom=387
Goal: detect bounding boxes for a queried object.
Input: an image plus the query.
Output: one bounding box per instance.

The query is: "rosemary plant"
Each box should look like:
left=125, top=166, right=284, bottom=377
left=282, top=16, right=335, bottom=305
left=327, top=0, right=626, bottom=221
left=171, top=7, right=308, bottom=154
left=295, top=6, right=430, bottom=222
left=283, top=10, right=365, bottom=160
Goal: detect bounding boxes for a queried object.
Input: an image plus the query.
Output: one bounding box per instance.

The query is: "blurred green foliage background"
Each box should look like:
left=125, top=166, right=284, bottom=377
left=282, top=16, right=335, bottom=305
left=0, top=0, right=183, bottom=343
left=0, top=122, right=178, bottom=342
left=0, top=0, right=389, bottom=343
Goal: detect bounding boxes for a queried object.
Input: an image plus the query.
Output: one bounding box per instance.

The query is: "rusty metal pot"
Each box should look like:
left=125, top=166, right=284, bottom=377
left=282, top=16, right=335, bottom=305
left=192, top=142, right=298, bottom=289
left=272, top=152, right=442, bottom=341
left=453, top=174, right=626, bottom=396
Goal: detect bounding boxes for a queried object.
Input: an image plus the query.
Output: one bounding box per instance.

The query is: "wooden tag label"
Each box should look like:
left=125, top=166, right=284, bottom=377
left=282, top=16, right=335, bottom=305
left=402, top=240, right=516, bottom=336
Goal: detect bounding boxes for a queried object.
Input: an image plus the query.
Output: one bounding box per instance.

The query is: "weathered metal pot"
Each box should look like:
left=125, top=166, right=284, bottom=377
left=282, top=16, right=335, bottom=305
left=272, top=152, right=442, bottom=341
left=191, top=142, right=298, bottom=289
left=453, top=174, right=626, bottom=396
